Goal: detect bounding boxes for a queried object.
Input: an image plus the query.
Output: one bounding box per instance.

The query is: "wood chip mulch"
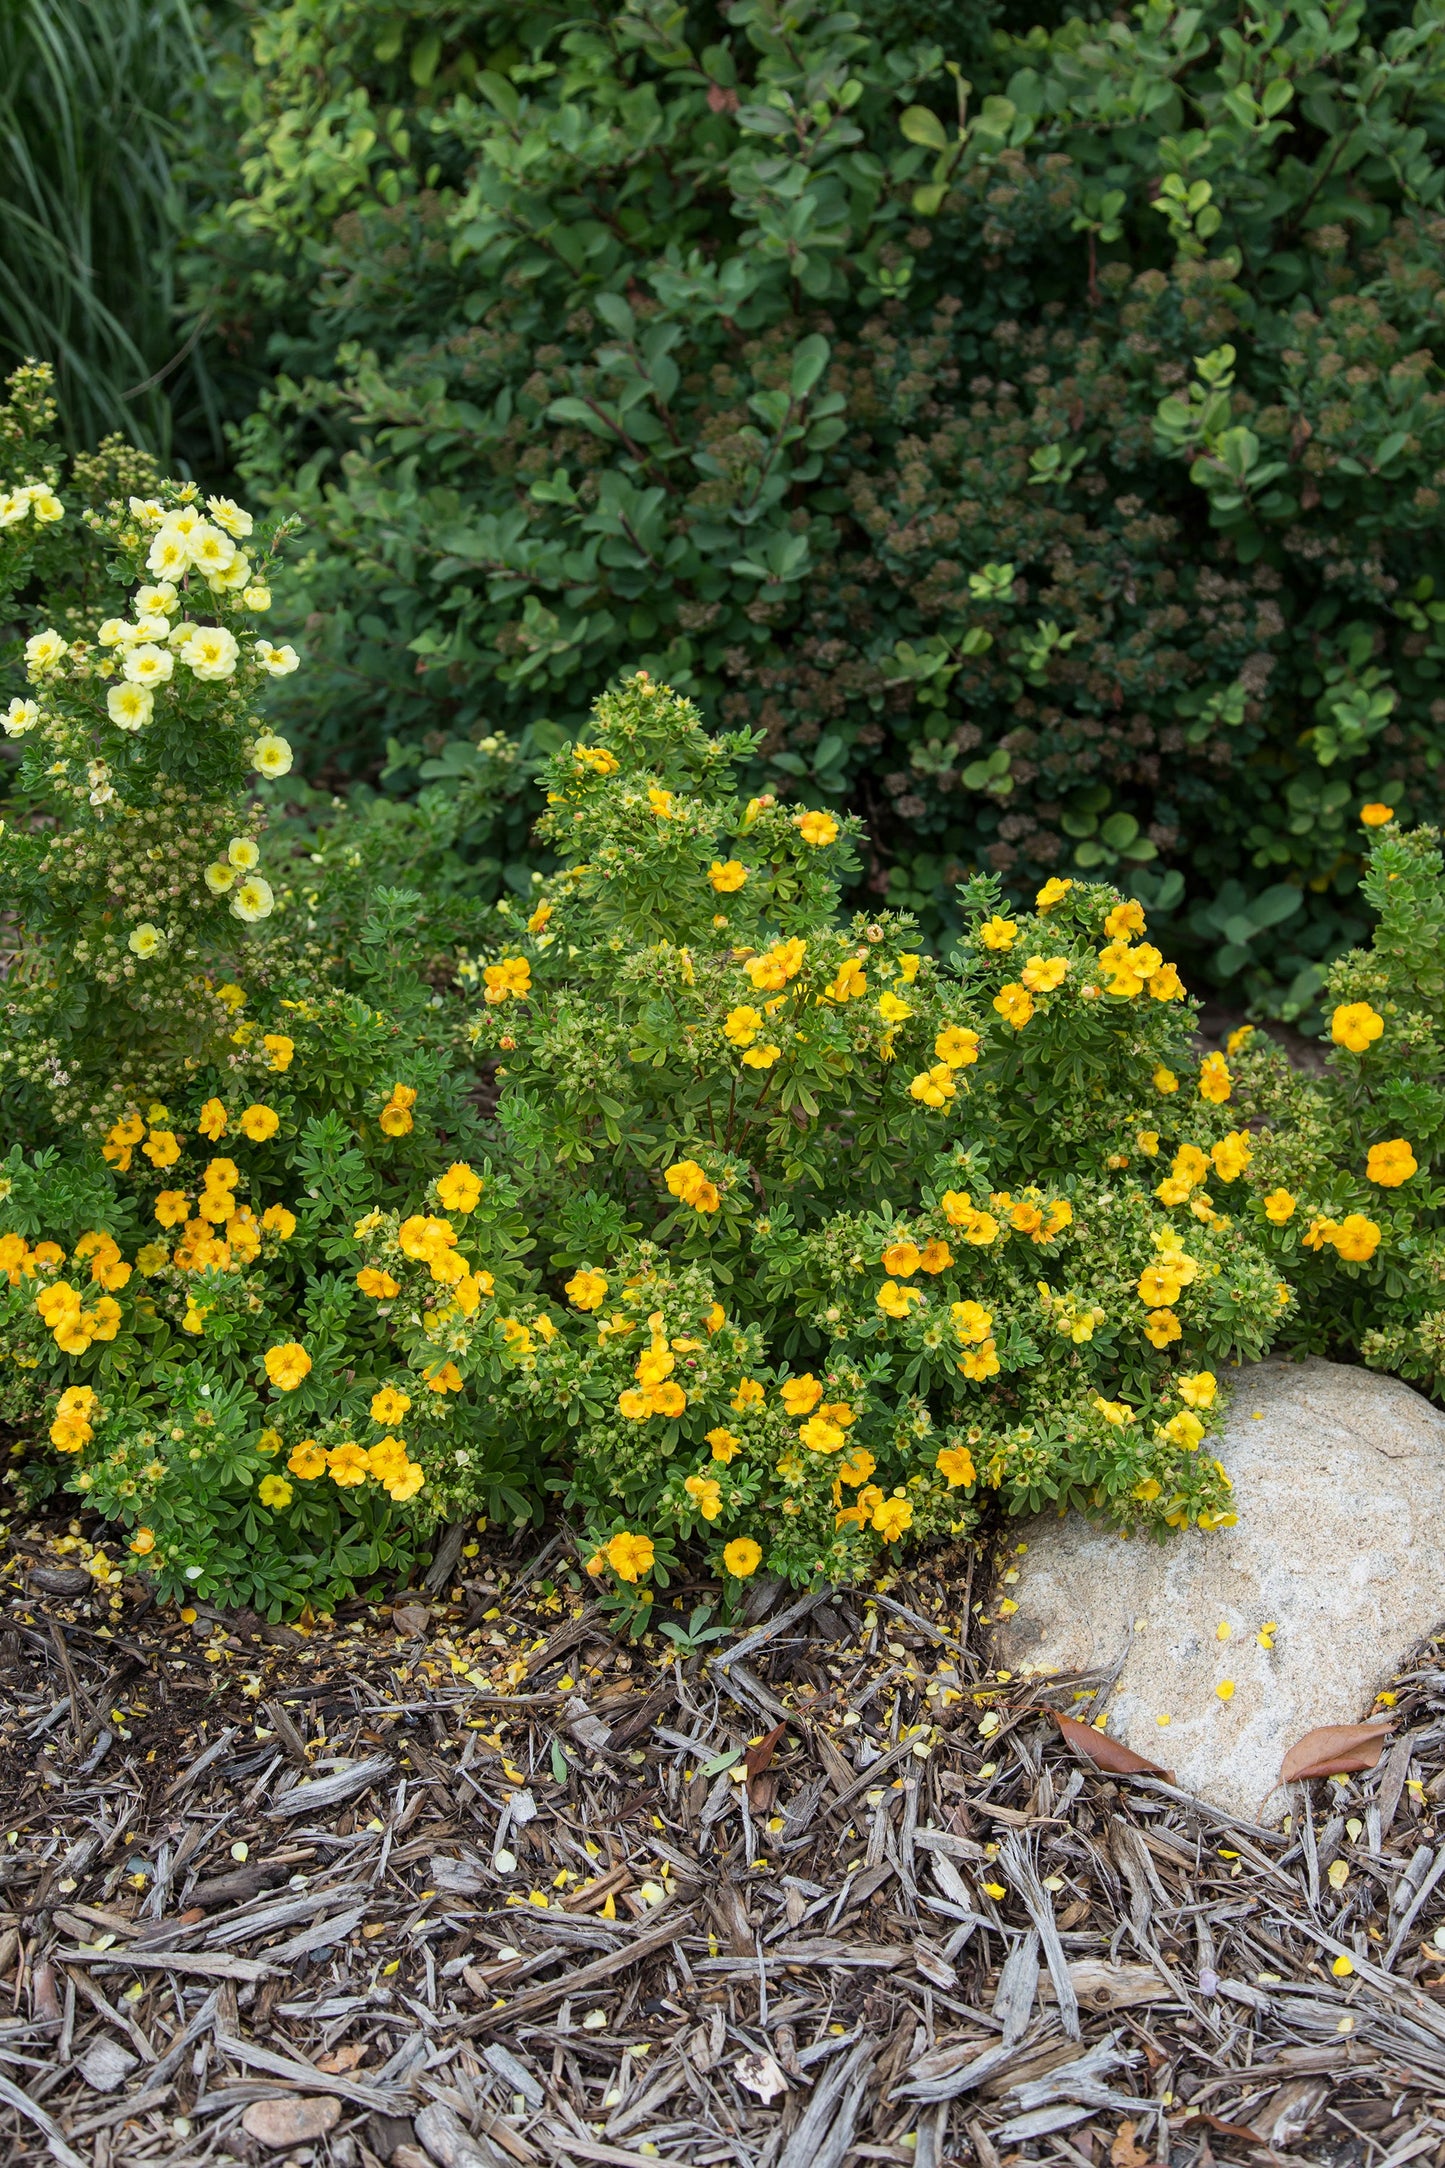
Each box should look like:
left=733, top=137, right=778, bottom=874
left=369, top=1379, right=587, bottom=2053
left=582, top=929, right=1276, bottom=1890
left=3, top=1510, right=1445, bottom=2168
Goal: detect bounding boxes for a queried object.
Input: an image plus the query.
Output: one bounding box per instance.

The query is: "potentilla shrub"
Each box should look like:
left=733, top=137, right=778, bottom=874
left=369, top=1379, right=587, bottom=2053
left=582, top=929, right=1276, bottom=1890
left=1227, top=812, right=1445, bottom=1386
left=0, top=409, right=534, bottom=1614
left=431, top=671, right=1297, bottom=1620
left=196, top=0, right=1445, bottom=1015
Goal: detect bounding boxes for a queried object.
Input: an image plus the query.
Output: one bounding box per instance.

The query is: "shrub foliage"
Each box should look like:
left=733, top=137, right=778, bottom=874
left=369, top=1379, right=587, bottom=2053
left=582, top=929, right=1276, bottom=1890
left=195, top=0, right=1445, bottom=1014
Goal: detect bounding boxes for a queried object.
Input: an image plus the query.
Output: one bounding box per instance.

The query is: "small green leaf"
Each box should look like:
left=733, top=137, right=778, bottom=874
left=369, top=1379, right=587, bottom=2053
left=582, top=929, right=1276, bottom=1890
left=900, top=105, right=949, bottom=152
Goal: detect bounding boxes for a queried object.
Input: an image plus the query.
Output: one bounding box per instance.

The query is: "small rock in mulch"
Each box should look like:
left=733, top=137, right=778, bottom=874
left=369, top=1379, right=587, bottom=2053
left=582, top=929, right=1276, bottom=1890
left=995, top=1354, right=1445, bottom=1819
left=240, top=2094, right=344, bottom=2148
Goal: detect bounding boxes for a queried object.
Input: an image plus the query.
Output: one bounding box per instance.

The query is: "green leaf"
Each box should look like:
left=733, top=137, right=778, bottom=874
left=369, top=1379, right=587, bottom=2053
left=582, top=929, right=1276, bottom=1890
left=899, top=105, right=949, bottom=152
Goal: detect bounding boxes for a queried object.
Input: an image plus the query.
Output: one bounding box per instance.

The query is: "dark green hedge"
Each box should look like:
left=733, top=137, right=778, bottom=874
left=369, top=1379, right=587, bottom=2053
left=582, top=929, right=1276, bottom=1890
left=194, top=0, right=1445, bottom=1012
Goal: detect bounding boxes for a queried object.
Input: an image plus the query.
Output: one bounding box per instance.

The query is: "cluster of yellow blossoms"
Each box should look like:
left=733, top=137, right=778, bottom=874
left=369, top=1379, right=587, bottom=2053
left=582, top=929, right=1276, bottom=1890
left=49, top=1385, right=97, bottom=1454
left=664, top=1159, right=722, bottom=1214
left=483, top=956, right=532, bottom=1003
left=977, top=896, right=1184, bottom=1036
left=379, top=1083, right=417, bottom=1136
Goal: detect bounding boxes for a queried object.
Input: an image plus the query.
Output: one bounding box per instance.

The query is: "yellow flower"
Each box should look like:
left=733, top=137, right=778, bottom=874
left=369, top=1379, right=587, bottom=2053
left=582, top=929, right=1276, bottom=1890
left=684, top=1473, right=723, bottom=1520
left=566, top=1268, right=608, bottom=1310
left=262, top=1034, right=294, bottom=1071
left=1035, top=877, right=1073, bottom=911
left=605, top=1531, right=655, bottom=1583
left=1136, top=1131, right=1160, bottom=1157
left=357, top=1266, right=400, bottom=1299
left=745, top=937, right=806, bottom=990
left=1093, top=1396, right=1136, bottom=1428
left=264, top=1341, right=312, bottom=1391
left=723, top=1537, right=762, bottom=1578
left=1197, top=1053, right=1232, bottom=1104
left=437, top=1161, right=484, bottom=1212
left=881, top=1239, right=920, bottom=1276
left=1149, top=964, right=1185, bottom=1002
left=827, top=957, right=867, bottom=1002
left=370, top=1385, right=412, bottom=1424
left=1137, top=1264, right=1183, bottom=1309
left=936, top=1445, right=976, bottom=1488
left=950, top=1300, right=992, bottom=1344
left=1360, top=802, right=1394, bottom=827
left=1020, top=955, right=1068, bottom=993
left=958, top=1338, right=1001, bottom=1380
left=993, top=983, right=1034, bottom=1029
left=327, top=1442, right=370, bottom=1487
left=1263, top=1188, right=1296, bottom=1223
left=898, top=954, right=921, bottom=983
left=130, top=1528, right=155, bottom=1556
left=1332, top=1212, right=1381, bottom=1262
left=1210, top=1131, right=1253, bottom=1183
left=877, top=991, right=912, bottom=1024
left=709, top=859, right=748, bottom=892
left=707, top=1427, right=742, bottom=1462
left=724, top=1005, right=763, bottom=1047
left=1161, top=1410, right=1204, bottom=1451
left=876, top=1279, right=921, bottom=1319
left=257, top=1473, right=293, bottom=1509
left=781, top=1374, right=824, bottom=1415
left=483, top=956, right=532, bottom=1004
left=383, top=1461, right=425, bottom=1503
left=665, top=1159, right=721, bottom=1213
left=379, top=1083, right=417, bottom=1137
left=1153, top=1066, right=1179, bottom=1095
left=1331, top=1001, right=1384, bottom=1054
left=198, top=1097, right=228, bottom=1139
left=795, top=809, right=839, bottom=846
left=935, top=1025, right=980, bottom=1068
left=573, top=744, right=619, bottom=776
left=239, top=1103, right=280, bottom=1143
left=425, top=1362, right=464, bottom=1393
left=836, top=1447, right=875, bottom=1487
left=872, top=1495, right=913, bottom=1541
left=909, top=1063, right=956, bottom=1108
left=647, top=786, right=674, bottom=819
left=798, top=1414, right=846, bottom=1453
left=732, top=1377, right=765, bottom=1410
left=289, top=1439, right=326, bottom=1480
left=743, top=1043, right=781, bottom=1069
left=251, top=732, right=293, bottom=777
left=1143, top=1309, right=1181, bottom=1348
left=1366, top=1138, right=1417, bottom=1187
left=1105, top=900, right=1146, bottom=937
left=128, top=923, right=164, bottom=959
left=978, top=915, right=1018, bottom=951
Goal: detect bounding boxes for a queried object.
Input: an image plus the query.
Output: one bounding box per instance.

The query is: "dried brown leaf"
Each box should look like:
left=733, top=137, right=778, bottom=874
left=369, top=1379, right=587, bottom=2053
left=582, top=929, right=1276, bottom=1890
left=744, top=1720, right=787, bottom=1779
left=1279, top=1719, right=1392, bottom=1785
left=1049, top=1710, right=1173, bottom=1781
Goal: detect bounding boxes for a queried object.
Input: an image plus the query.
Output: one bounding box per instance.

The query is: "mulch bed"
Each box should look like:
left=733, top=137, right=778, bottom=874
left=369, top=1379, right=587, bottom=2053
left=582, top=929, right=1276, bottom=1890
left=2, top=1510, right=1445, bottom=2168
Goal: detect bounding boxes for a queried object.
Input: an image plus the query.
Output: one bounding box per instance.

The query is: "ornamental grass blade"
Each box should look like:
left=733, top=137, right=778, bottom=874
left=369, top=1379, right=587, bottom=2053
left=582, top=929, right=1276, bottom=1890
left=1279, top=1718, right=1393, bottom=1785
left=1049, top=1710, right=1173, bottom=1781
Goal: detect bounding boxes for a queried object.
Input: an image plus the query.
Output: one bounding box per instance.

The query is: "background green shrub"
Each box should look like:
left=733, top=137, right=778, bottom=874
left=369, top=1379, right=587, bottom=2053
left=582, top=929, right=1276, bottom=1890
left=181, top=0, right=1445, bottom=1016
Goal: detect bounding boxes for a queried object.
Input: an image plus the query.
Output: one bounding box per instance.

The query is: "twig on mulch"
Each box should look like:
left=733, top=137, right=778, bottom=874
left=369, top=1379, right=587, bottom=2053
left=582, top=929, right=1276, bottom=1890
left=2, top=1515, right=1445, bottom=2166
